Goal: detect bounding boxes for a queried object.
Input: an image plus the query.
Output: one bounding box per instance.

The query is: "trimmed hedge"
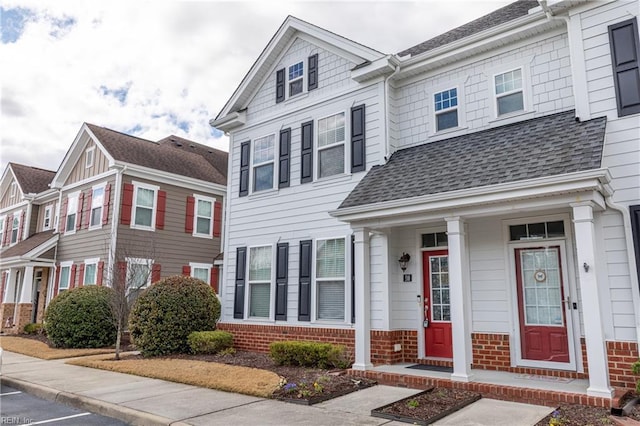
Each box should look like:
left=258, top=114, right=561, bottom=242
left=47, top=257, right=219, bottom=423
left=188, top=330, right=233, bottom=354
left=269, top=341, right=350, bottom=369
left=44, top=286, right=117, bottom=348
left=128, top=276, right=220, bottom=357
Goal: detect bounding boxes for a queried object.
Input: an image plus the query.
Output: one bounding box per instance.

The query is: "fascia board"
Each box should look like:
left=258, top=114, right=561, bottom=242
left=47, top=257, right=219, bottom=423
left=210, top=111, right=247, bottom=132
left=24, top=235, right=59, bottom=258
left=331, top=169, right=611, bottom=221
left=0, top=200, right=29, bottom=215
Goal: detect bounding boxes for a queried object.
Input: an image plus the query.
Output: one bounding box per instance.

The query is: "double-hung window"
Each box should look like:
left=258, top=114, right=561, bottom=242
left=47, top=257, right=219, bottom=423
left=316, top=238, right=346, bottom=321
left=59, top=262, right=72, bottom=292
left=83, top=258, right=99, bottom=285
left=494, top=68, right=524, bottom=116
left=253, top=135, right=275, bottom=192
left=65, top=193, right=79, bottom=234
left=248, top=246, right=272, bottom=318
left=317, top=112, right=346, bottom=178
left=133, top=183, right=157, bottom=229
left=190, top=262, right=212, bottom=285
left=194, top=196, right=214, bottom=237
left=288, top=61, right=304, bottom=97
left=43, top=205, right=52, bottom=230
left=89, top=185, right=105, bottom=228
left=10, top=214, right=20, bottom=244
left=434, top=88, right=459, bottom=131
left=126, top=258, right=152, bottom=300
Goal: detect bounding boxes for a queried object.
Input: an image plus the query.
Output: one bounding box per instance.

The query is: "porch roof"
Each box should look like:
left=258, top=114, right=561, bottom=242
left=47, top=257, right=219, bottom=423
left=0, top=230, right=57, bottom=264
left=338, top=110, right=606, bottom=210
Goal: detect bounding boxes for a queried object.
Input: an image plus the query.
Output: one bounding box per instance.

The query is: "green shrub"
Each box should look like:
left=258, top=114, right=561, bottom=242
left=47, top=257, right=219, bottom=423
left=23, top=323, right=44, bottom=335
left=128, top=276, right=220, bottom=357
left=632, top=359, right=640, bottom=392
left=269, top=341, right=350, bottom=369
left=44, top=286, right=116, bottom=348
left=188, top=330, right=233, bottom=354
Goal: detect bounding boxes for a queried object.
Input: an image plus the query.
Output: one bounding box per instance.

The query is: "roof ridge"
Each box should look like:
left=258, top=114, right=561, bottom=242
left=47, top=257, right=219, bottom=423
left=85, top=122, right=159, bottom=145
left=10, top=162, right=56, bottom=174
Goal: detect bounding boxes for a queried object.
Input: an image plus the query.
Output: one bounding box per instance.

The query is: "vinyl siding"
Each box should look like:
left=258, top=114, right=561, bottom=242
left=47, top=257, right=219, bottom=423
left=0, top=176, right=22, bottom=209
left=65, top=140, right=110, bottom=186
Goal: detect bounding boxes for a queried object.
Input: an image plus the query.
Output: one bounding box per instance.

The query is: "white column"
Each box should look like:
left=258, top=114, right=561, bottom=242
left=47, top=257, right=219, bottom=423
left=3, top=269, right=16, bottom=303
left=572, top=202, right=614, bottom=398
left=446, top=217, right=474, bottom=382
left=19, top=266, right=34, bottom=303
left=352, top=227, right=372, bottom=371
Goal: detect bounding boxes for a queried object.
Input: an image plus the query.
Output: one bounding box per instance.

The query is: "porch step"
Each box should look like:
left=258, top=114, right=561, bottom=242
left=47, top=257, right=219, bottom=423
left=348, top=369, right=615, bottom=408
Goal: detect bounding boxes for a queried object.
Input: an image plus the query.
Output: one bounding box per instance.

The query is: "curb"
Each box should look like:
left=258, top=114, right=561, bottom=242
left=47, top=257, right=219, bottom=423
left=2, top=376, right=190, bottom=426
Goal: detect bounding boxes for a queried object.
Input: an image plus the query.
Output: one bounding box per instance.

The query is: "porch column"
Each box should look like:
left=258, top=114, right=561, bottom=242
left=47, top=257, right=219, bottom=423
left=446, top=217, right=474, bottom=382
left=3, top=268, right=17, bottom=303
left=352, top=227, right=372, bottom=370
left=19, top=266, right=34, bottom=303
left=572, top=202, right=614, bottom=398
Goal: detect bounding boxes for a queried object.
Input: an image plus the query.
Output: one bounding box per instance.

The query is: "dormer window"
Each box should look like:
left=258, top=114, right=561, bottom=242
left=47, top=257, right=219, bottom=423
left=288, top=62, right=304, bottom=97
left=494, top=68, right=524, bottom=116
left=85, top=147, right=95, bottom=168
left=434, top=88, right=459, bottom=131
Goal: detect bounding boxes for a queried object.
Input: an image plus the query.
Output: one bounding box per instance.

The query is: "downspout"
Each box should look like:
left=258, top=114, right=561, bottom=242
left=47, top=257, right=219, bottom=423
left=383, top=56, right=401, bottom=163
left=108, top=165, right=126, bottom=285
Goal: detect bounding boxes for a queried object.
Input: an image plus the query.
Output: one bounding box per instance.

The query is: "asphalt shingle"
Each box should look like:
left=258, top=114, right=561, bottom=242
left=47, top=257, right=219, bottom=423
left=338, top=110, right=606, bottom=209
left=10, top=163, right=55, bottom=194
left=0, top=230, right=56, bottom=258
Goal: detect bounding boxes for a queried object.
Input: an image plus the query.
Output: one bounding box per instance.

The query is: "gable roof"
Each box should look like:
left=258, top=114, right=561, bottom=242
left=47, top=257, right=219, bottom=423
left=84, top=124, right=227, bottom=186
left=338, top=110, right=606, bottom=210
left=398, top=0, right=539, bottom=57
left=0, top=230, right=57, bottom=262
left=157, top=135, right=228, bottom=179
left=8, top=163, right=55, bottom=195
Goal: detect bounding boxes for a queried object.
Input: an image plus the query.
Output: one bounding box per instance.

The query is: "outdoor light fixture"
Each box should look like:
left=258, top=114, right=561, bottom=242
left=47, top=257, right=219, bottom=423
left=398, top=253, right=411, bottom=272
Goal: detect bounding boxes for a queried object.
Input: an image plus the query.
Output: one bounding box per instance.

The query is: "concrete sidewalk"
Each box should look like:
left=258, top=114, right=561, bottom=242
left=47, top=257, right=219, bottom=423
left=1, top=351, right=554, bottom=425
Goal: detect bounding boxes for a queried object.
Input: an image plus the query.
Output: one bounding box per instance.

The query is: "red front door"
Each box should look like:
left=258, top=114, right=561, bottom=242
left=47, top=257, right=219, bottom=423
left=423, top=250, right=452, bottom=358
left=515, top=246, right=569, bottom=362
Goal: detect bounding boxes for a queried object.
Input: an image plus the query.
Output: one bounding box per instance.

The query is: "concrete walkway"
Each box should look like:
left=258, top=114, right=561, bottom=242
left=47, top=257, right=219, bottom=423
left=1, top=351, right=554, bottom=425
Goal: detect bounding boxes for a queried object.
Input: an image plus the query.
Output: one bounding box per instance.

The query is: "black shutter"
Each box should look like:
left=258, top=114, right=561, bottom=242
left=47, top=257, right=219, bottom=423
left=239, top=141, right=250, bottom=197
left=608, top=18, right=640, bottom=117
left=350, top=104, right=366, bottom=173
left=278, top=128, right=291, bottom=188
left=351, top=234, right=356, bottom=324
left=275, top=242, right=289, bottom=320
left=300, top=121, right=314, bottom=183
left=308, top=54, right=318, bottom=91
left=276, top=68, right=285, bottom=103
left=631, top=205, right=640, bottom=291
left=234, top=247, right=247, bottom=319
left=298, top=240, right=312, bottom=321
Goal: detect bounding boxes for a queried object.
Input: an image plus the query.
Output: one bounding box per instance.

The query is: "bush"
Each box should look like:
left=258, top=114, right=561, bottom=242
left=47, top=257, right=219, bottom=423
left=23, top=323, right=44, bottom=335
left=188, top=330, right=233, bottom=354
left=128, top=276, right=220, bottom=357
left=44, top=286, right=117, bottom=348
left=269, top=341, right=350, bottom=369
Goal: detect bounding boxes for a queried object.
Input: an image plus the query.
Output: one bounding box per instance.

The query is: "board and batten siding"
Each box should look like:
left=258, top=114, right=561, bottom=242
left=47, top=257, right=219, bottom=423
left=115, top=176, right=221, bottom=279
left=0, top=176, right=22, bottom=209
left=65, top=140, right=110, bottom=186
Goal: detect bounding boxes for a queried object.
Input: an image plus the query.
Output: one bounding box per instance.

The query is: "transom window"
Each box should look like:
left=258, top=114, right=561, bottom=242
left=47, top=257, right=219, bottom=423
left=316, top=238, right=345, bottom=321
left=288, top=62, right=304, bottom=97
left=84, top=259, right=99, bottom=285
left=90, top=186, right=104, bottom=228
left=11, top=215, right=19, bottom=244
left=65, top=193, right=79, bottom=233
left=509, top=220, right=565, bottom=241
left=434, top=88, right=458, bottom=131
left=194, top=196, right=214, bottom=237
left=85, top=147, right=95, bottom=168
left=253, top=135, right=275, bottom=192
left=43, top=205, right=52, bottom=230
left=421, top=232, right=448, bottom=248
left=132, top=183, right=157, bottom=229
left=495, top=68, right=524, bottom=116
left=317, top=112, right=346, bottom=178
left=248, top=246, right=272, bottom=318
left=59, top=263, right=72, bottom=292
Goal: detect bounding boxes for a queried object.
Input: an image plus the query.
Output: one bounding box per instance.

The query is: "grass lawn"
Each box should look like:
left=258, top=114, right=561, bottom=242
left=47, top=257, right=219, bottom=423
left=0, top=336, right=114, bottom=360
left=67, top=354, right=281, bottom=397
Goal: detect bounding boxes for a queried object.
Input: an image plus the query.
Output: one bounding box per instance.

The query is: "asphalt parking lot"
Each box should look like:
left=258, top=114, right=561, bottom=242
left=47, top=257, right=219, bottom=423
left=1, top=384, right=127, bottom=425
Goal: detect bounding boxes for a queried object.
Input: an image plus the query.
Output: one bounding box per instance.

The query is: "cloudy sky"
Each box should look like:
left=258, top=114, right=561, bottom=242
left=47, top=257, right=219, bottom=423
left=0, top=0, right=513, bottom=173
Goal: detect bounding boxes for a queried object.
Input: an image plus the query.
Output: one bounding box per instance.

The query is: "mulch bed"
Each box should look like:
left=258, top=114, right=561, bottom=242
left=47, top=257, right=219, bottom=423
left=534, top=405, right=613, bottom=425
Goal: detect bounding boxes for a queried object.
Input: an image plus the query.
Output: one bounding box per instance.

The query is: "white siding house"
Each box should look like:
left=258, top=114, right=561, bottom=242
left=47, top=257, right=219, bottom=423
left=212, top=0, right=640, bottom=404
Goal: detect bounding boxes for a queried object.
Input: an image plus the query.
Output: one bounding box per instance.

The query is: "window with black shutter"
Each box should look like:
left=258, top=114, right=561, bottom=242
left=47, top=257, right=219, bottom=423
left=608, top=18, right=640, bottom=117
left=276, top=68, right=285, bottom=103
left=279, top=128, right=291, bottom=188
left=308, top=54, right=318, bottom=91
left=239, top=141, right=250, bottom=197
left=275, top=242, right=289, bottom=320
left=300, top=121, right=314, bottom=183
left=631, top=205, right=640, bottom=290
left=234, top=247, right=247, bottom=318
left=350, top=104, right=366, bottom=173
left=298, top=240, right=312, bottom=321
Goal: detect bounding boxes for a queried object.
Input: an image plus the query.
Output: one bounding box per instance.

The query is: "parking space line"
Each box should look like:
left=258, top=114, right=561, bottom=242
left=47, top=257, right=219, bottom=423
left=0, top=391, right=22, bottom=396
left=30, top=413, right=92, bottom=424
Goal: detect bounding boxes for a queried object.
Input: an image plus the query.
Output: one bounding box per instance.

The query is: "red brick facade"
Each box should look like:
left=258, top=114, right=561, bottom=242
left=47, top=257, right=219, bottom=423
left=607, top=341, right=639, bottom=389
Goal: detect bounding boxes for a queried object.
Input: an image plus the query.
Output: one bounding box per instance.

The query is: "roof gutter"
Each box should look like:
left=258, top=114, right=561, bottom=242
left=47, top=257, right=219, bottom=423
left=383, top=55, right=401, bottom=162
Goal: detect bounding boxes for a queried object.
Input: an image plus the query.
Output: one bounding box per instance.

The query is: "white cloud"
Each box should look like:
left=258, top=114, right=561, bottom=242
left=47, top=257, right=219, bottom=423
left=0, top=0, right=511, bottom=173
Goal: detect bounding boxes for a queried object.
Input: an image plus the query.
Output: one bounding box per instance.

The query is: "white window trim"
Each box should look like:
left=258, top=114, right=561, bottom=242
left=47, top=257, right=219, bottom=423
left=125, top=257, right=153, bottom=291
left=88, top=183, right=106, bottom=230
left=193, top=194, right=215, bottom=238
left=287, top=60, right=306, bottom=99
left=190, top=262, right=213, bottom=284
left=250, top=133, right=277, bottom=194
left=0, top=215, right=5, bottom=246
left=83, top=257, right=100, bottom=285
left=85, top=146, right=95, bottom=169
left=491, top=64, right=532, bottom=120
left=65, top=192, right=80, bottom=235
left=246, top=244, right=275, bottom=320
left=43, top=205, right=53, bottom=231
left=131, top=181, right=158, bottom=231
left=10, top=181, right=18, bottom=199
left=10, top=210, right=22, bottom=245
left=315, top=110, right=349, bottom=181
left=59, top=261, right=73, bottom=291
left=430, top=84, right=466, bottom=135
left=313, top=236, right=348, bottom=323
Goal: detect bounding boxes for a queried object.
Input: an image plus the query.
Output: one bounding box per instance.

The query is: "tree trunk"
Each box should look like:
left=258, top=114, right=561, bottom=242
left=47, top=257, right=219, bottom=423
left=115, top=318, right=122, bottom=360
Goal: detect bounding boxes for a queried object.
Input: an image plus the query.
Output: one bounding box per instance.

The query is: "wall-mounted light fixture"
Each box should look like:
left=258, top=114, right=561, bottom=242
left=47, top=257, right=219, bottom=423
left=583, top=262, right=590, bottom=272
left=398, top=252, right=411, bottom=272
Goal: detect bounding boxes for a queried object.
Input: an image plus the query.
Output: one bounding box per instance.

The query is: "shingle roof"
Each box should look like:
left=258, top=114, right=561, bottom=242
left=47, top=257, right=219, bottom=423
left=157, top=135, right=228, bottom=179
left=398, top=0, right=539, bottom=57
left=338, top=110, right=606, bottom=209
left=86, top=124, right=227, bottom=185
left=0, top=230, right=56, bottom=259
left=10, top=163, right=55, bottom=194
